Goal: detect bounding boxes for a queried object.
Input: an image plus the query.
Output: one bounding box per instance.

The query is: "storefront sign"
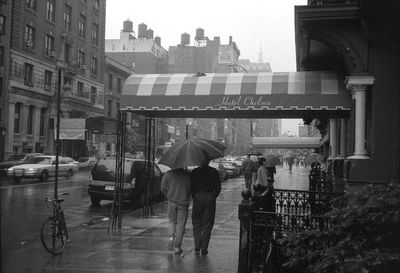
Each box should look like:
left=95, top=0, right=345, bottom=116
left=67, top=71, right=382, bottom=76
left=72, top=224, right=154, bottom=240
left=56, top=118, right=86, bottom=140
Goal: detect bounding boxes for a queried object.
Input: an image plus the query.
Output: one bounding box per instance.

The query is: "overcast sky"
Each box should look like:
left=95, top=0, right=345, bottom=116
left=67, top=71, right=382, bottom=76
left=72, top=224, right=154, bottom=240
left=105, top=0, right=307, bottom=135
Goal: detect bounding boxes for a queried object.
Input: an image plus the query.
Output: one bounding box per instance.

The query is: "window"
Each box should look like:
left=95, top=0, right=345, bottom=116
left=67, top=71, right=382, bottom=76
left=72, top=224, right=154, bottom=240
left=117, top=78, right=122, bottom=93
left=107, top=99, right=112, bottom=117
left=93, top=0, right=100, bottom=12
left=46, top=0, right=55, bottom=22
left=0, top=46, right=3, bottom=66
left=90, top=87, right=97, bottom=104
left=44, top=70, right=52, bottom=91
left=24, top=63, right=33, bottom=86
left=27, top=106, right=34, bottom=135
left=78, top=50, right=85, bottom=67
left=91, top=23, right=99, bottom=46
left=25, top=25, right=35, bottom=48
left=77, top=81, right=84, bottom=95
left=14, top=103, right=21, bottom=133
left=116, top=102, right=120, bottom=116
left=26, top=0, right=37, bottom=11
left=64, top=43, right=71, bottom=63
left=108, top=74, right=113, bottom=90
left=0, top=15, right=5, bottom=35
left=78, top=14, right=86, bottom=38
left=39, top=108, right=46, bottom=136
left=90, top=57, right=97, bottom=76
left=45, top=34, right=54, bottom=56
left=63, top=4, right=72, bottom=31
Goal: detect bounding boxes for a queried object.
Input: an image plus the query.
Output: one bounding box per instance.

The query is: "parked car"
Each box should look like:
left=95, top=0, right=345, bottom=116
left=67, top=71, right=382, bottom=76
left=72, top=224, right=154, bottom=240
left=88, top=157, right=164, bottom=206
left=63, top=157, right=80, bottom=166
left=78, top=157, right=97, bottom=170
left=0, top=153, right=43, bottom=176
left=221, top=161, right=241, bottom=178
left=6, top=155, right=79, bottom=182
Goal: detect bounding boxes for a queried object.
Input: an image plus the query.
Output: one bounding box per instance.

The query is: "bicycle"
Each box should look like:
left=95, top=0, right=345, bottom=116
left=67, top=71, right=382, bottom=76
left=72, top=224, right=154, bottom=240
left=40, top=192, right=70, bottom=255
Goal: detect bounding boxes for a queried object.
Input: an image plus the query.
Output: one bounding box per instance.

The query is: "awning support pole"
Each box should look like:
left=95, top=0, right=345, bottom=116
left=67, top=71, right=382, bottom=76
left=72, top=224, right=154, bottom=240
left=109, top=110, right=126, bottom=231
left=143, top=117, right=155, bottom=217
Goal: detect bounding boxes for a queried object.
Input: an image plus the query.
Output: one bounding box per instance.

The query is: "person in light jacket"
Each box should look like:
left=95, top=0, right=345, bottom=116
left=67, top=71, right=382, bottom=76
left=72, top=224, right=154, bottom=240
left=161, top=168, right=191, bottom=254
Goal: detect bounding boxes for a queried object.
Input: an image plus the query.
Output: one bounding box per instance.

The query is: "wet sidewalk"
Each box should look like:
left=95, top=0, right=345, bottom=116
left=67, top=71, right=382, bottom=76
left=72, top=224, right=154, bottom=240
left=2, top=166, right=310, bottom=273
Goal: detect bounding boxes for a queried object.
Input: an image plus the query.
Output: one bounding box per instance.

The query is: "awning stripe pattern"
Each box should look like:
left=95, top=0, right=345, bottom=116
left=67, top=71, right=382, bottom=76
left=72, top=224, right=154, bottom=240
left=121, top=72, right=351, bottom=113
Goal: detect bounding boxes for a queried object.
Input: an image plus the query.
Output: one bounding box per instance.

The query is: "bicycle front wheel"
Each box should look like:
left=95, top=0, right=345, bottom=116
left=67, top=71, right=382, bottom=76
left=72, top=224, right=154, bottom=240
left=40, top=217, right=67, bottom=255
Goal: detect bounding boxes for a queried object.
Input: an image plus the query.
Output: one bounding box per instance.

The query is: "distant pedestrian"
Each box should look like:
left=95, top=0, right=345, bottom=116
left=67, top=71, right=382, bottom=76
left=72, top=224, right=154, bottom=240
left=255, top=157, right=269, bottom=188
left=265, top=166, right=276, bottom=182
left=242, top=155, right=254, bottom=189
left=252, top=157, right=275, bottom=211
left=251, top=157, right=259, bottom=186
left=287, top=156, right=294, bottom=174
left=190, top=160, right=221, bottom=255
left=161, top=168, right=191, bottom=254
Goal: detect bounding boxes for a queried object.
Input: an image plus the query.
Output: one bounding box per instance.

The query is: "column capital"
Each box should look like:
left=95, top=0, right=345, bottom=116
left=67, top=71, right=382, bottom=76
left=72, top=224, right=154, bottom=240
left=345, top=76, right=375, bottom=92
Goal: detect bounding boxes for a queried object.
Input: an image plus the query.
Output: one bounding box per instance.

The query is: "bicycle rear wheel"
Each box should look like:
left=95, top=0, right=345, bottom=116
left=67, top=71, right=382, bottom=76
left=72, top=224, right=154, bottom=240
left=40, top=217, right=67, bottom=255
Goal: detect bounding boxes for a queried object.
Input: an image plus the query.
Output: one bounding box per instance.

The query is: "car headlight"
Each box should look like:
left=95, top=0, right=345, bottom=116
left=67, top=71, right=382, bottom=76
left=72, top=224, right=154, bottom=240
left=7, top=168, right=14, bottom=171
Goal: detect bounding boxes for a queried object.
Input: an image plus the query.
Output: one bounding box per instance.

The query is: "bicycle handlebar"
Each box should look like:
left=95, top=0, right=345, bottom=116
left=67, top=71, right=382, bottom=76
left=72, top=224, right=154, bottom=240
left=44, top=192, right=71, bottom=202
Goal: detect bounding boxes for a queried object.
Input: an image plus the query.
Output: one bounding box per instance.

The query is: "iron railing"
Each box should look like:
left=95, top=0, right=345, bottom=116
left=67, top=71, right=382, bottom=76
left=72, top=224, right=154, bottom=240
left=238, top=175, right=344, bottom=272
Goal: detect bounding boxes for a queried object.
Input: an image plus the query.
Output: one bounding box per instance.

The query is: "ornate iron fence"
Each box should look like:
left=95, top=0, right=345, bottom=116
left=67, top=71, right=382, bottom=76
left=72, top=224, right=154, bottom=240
left=238, top=187, right=344, bottom=272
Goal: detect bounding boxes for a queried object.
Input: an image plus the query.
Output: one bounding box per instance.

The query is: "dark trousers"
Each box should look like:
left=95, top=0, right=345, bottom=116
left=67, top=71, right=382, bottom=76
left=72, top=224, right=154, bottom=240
left=192, top=191, right=216, bottom=251
left=244, top=171, right=253, bottom=188
left=266, top=167, right=275, bottom=182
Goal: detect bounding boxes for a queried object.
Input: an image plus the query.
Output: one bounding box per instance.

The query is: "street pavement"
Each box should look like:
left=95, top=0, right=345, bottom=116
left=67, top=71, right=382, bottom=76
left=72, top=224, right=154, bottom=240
left=2, top=165, right=310, bottom=273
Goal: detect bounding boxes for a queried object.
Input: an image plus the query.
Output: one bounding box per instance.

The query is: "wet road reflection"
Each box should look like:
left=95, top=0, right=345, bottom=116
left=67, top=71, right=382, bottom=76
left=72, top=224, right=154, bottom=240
left=0, top=171, right=120, bottom=252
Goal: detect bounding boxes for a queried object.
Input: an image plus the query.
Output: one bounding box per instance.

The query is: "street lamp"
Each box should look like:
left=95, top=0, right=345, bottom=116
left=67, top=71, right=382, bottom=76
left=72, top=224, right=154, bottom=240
left=54, top=66, right=62, bottom=199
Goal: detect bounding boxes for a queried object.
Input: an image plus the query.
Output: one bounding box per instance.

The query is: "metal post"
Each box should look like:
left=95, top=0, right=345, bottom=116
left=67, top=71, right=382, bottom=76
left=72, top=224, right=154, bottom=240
left=54, top=68, right=62, bottom=200
left=238, top=189, right=252, bottom=273
left=109, top=110, right=126, bottom=231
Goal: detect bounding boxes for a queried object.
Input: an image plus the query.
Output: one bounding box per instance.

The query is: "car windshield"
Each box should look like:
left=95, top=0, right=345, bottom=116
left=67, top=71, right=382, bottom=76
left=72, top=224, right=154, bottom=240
left=26, top=157, right=52, bottom=164
left=79, top=157, right=89, bottom=162
left=6, top=154, right=26, bottom=161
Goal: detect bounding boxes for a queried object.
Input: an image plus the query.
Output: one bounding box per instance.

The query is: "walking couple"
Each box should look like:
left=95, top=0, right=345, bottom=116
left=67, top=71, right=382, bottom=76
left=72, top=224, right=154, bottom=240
left=161, top=160, right=221, bottom=255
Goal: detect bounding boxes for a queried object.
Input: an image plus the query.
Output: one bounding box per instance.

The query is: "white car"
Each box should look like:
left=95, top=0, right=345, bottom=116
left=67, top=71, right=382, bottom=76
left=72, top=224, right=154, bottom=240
left=156, top=163, right=171, bottom=175
left=7, top=155, right=79, bottom=182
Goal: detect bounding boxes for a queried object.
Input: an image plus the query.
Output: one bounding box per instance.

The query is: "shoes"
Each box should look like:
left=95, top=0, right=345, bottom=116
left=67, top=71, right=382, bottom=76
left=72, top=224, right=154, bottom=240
left=174, top=247, right=183, bottom=254
left=194, top=248, right=200, bottom=254
left=201, top=249, right=208, bottom=255
left=167, top=237, right=174, bottom=251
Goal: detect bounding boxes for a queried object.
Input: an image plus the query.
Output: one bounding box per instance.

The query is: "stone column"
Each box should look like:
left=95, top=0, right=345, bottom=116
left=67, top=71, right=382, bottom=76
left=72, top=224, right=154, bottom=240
left=238, top=189, right=252, bottom=273
left=7, top=103, right=15, bottom=154
left=345, top=76, right=375, bottom=159
left=33, top=107, right=41, bottom=151
left=328, top=119, right=337, bottom=159
left=20, top=104, right=28, bottom=137
left=337, top=118, right=347, bottom=159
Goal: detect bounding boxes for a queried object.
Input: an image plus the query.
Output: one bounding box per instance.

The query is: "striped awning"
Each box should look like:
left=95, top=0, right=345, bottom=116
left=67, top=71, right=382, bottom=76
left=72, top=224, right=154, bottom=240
left=121, top=72, right=351, bottom=118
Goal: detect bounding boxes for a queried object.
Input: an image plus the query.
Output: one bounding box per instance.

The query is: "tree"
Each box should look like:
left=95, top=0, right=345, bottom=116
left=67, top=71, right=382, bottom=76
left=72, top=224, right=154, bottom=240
left=279, top=183, right=400, bottom=273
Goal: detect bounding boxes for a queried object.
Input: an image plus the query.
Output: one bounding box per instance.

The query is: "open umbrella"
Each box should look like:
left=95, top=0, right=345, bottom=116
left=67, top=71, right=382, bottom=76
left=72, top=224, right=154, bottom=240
left=158, top=138, right=226, bottom=169
left=264, top=153, right=279, bottom=167
left=284, top=151, right=294, bottom=158
left=304, top=153, right=324, bottom=166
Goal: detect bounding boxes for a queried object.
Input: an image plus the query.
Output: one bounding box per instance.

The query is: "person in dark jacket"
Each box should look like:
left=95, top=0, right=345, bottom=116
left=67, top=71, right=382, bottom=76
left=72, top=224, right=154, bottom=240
left=190, top=160, right=221, bottom=255
left=242, top=154, right=255, bottom=189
